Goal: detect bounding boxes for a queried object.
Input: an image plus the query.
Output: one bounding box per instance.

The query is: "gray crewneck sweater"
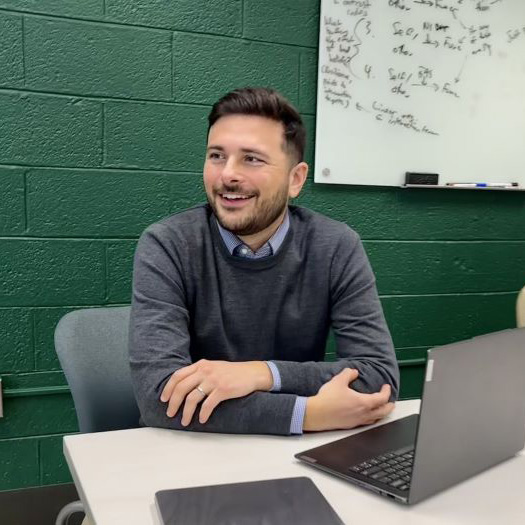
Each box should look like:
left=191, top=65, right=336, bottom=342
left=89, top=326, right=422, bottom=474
left=129, top=204, right=399, bottom=435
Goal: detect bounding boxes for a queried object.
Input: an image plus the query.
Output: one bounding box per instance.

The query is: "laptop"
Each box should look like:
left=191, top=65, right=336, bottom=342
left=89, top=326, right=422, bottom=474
left=295, top=328, right=525, bottom=505
left=155, top=477, right=344, bottom=525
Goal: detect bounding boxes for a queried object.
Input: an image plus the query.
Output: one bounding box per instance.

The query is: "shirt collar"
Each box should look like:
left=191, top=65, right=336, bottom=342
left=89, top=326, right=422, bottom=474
left=216, top=209, right=290, bottom=256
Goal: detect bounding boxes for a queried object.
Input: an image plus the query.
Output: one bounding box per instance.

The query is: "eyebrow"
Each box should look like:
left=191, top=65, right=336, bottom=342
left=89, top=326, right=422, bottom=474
left=207, top=145, right=270, bottom=159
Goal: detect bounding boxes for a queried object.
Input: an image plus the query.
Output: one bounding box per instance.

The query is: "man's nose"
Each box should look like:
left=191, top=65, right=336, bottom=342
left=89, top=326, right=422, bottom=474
left=221, top=157, right=241, bottom=183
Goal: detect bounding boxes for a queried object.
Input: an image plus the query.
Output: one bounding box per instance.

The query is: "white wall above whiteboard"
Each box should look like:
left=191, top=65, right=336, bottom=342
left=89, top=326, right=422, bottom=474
left=314, top=0, right=525, bottom=189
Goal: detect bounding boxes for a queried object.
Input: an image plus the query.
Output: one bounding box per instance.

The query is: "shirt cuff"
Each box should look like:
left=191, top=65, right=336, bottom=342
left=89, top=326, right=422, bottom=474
left=290, top=396, right=307, bottom=435
left=266, top=361, right=281, bottom=392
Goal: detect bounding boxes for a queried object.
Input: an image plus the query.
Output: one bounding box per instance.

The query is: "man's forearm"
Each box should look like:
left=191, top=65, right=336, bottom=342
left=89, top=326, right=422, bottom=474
left=270, top=358, right=400, bottom=400
left=136, top=382, right=299, bottom=435
left=302, top=369, right=395, bottom=432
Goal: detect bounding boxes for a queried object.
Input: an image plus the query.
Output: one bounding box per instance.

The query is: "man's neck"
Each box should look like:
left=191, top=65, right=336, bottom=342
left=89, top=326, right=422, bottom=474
left=238, top=210, right=287, bottom=253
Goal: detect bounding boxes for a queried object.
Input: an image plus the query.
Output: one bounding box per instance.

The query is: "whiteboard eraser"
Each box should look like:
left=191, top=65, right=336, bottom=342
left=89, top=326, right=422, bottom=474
left=405, top=172, right=439, bottom=185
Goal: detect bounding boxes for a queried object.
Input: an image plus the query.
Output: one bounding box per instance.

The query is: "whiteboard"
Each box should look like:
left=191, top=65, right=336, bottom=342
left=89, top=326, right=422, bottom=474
left=314, top=0, right=525, bottom=188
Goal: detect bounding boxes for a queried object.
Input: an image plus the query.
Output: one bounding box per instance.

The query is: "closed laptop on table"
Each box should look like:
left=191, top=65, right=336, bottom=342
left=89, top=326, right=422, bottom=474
left=155, top=476, right=344, bottom=525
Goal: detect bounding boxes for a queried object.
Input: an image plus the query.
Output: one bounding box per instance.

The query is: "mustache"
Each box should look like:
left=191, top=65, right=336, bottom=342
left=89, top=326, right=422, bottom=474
left=213, top=184, right=258, bottom=196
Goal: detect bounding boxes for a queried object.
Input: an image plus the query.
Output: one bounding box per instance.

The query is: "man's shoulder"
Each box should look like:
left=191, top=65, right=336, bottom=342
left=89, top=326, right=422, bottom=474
left=143, top=204, right=211, bottom=241
left=289, top=205, right=359, bottom=242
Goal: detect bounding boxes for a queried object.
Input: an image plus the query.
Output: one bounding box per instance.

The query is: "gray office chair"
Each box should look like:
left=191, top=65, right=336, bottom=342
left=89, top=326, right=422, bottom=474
left=54, top=306, right=141, bottom=525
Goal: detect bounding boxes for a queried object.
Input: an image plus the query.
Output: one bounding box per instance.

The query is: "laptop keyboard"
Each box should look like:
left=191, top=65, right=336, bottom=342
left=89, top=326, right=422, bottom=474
left=348, top=445, right=414, bottom=491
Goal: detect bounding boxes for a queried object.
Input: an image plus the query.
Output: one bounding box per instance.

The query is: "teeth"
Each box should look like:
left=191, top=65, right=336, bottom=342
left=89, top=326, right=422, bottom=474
left=223, top=194, right=250, bottom=200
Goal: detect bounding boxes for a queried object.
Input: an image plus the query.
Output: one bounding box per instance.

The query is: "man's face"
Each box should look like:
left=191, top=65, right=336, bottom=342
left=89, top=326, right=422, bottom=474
left=203, top=114, right=299, bottom=236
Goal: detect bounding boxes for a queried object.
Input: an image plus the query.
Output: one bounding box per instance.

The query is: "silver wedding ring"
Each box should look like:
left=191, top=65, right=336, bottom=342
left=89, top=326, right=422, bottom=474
left=196, top=385, right=207, bottom=397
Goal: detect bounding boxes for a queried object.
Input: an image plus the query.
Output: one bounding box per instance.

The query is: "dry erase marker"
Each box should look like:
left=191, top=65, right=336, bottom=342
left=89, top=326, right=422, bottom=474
left=446, top=182, right=518, bottom=188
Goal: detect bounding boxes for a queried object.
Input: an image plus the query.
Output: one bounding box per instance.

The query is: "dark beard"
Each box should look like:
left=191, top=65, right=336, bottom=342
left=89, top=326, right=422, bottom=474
left=208, top=183, right=289, bottom=236
left=229, top=197, right=287, bottom=236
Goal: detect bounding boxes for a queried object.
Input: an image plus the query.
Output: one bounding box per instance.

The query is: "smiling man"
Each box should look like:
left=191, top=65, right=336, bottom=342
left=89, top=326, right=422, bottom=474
left=129, top=87, right=399, bottom=435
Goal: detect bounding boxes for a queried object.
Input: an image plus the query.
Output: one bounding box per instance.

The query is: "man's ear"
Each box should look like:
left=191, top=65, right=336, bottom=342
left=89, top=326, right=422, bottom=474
left=288, top=162, right=309, bottom=198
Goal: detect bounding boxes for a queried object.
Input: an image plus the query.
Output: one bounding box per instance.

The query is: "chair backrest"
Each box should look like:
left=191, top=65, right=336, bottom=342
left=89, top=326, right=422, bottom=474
left=54, top=306, right=140, bottom=433
left=518, top=286, right=525, bottom=328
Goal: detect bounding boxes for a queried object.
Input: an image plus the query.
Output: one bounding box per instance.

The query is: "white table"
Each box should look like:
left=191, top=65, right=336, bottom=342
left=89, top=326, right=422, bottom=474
left=64, top=400, right=525, bottom=524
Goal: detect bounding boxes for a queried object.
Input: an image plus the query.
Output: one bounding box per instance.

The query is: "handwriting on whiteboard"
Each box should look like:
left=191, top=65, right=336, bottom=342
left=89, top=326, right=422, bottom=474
left=321, top=0, right=525, bottom=136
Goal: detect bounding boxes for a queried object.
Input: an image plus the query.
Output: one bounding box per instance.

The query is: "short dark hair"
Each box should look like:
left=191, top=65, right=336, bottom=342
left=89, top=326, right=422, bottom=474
left=208, top=87, right=306, bottom=164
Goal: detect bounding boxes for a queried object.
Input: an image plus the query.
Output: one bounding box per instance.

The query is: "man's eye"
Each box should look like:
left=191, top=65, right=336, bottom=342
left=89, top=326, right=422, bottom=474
left=245, top=155, right=263, bottom=164
left=209, top=152, right=223, bottom=160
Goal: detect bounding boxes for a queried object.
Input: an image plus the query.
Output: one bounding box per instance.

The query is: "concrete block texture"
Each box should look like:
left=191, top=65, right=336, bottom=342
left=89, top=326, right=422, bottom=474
left=0, top=0, right=103, bottom=17
left=2, top=370, right=67, bottom=390
left=165, top=172, right=207, bottom=213
left=299, top=50, right=317, bottom=114
left=107, top=241, right=137, bottom=303
left=0, top=12, right=23, bottom=87
left=0, top=92, right=101, bottom=167
left=0, top=239, right=105, bottom=306
left=0, top=434, right=73, bottom=491
left=25, top=18, right=172, bottom=100
left=243, top=0, right=320, bottom=47
left=0, top=167, right=25, bottom=235
left=0, top=438, right=39, bottom=490
left=26, top=169, right=202, bottom=237
left=39, top=435, right=73, bottom=484
left=104, top=101, right=208, bottom=171
left=172, top=32, right=300, bottom=105
left=105, top=0, right=242, bottom=36
left=366, top=241, right=525, bottom=295
left=383, top=293, right=517, bottom=349
left=0, top=394, right=77, bottom=439
left=0, top=309, right=33, bottom=373
left=34, top=307, right=76, bottom=371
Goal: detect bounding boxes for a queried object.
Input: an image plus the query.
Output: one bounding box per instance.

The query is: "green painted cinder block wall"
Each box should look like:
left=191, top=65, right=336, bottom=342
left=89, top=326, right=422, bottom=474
left=0, top=1, right=524, bottom=491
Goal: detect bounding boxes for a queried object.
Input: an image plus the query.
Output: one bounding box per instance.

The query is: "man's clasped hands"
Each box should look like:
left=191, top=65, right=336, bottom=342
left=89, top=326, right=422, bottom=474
left=160, top=360, right=394, bottom=432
